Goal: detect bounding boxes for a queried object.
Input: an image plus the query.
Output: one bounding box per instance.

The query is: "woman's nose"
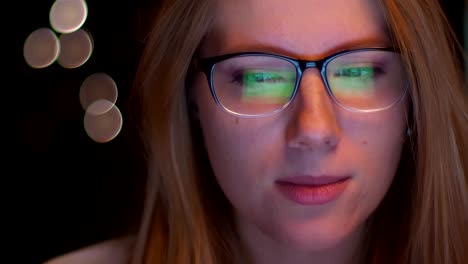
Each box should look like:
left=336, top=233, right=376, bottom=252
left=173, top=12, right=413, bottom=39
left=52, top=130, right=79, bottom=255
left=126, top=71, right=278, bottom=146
left=287, top=69, right=342, bottom=152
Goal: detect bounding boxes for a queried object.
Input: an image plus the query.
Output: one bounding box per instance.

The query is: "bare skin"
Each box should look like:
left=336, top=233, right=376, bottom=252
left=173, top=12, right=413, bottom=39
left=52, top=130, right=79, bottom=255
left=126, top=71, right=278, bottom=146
left=194, top=0, right=408, bottom=263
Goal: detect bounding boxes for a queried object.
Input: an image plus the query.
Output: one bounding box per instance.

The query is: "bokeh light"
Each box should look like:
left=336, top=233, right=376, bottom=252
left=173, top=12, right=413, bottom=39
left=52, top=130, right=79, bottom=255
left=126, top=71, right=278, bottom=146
left=84, top=100, right=123, bottom=143
left=57, top=29, right=93, bottom=68
left=79, top=73, right=118, bottom=114
left=23, top=28, right=60, bottom=69
left=49, top=0, right=88, bottom=34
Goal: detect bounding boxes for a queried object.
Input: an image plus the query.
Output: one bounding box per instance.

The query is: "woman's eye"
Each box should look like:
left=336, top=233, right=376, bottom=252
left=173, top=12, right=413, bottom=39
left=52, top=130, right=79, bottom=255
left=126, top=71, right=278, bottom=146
left=333, top=65, right=384, bottom=78
left=246, top=71, right=286, bottom=83
left=328, top=64, right=387, bottom=93
left=226, top=69, right=296, bottom=102
left=230, top=70, right=288, bottom=85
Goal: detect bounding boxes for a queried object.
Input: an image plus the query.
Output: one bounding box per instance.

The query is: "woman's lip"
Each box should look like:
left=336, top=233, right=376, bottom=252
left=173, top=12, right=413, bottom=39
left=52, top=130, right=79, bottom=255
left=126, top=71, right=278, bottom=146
left=276, top=177, right=351, bottom=205
left=276, top=175, right=351, bottom=186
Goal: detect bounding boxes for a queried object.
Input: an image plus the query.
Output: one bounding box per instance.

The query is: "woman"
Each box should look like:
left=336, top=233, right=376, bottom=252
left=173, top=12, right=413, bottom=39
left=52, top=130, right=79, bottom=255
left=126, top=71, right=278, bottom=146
left=45, top=0, right=468, bottom=263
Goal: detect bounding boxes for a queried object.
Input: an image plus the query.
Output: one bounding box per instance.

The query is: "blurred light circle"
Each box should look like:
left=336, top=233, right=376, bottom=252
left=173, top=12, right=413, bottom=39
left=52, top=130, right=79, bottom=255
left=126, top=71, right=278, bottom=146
left=57, top=29, right=93, bottom=68
left=79, top=73, right=118, bottom=113
left=86, top=98, right=114, bottom=116
left=84, top=100, right=123, bottom=143
left=49, top=0, right=88, bottom=34
left=23, top=28, right=60, bottom=69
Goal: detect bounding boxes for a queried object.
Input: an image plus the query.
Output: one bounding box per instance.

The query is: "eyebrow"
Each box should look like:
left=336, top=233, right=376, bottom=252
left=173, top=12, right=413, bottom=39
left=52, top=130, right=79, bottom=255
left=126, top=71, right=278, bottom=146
left=214, top=37, right=392, bottom=60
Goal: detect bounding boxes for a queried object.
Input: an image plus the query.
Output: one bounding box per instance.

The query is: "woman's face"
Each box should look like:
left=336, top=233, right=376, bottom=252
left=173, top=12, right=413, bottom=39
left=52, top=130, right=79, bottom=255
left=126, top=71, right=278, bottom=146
left=193, top=0, right=407, bottom=258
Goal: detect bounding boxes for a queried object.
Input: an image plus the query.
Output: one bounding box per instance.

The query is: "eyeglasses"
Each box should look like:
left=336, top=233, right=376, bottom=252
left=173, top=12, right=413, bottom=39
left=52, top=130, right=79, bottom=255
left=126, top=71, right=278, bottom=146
left=195, top=47, right=408, bottom=118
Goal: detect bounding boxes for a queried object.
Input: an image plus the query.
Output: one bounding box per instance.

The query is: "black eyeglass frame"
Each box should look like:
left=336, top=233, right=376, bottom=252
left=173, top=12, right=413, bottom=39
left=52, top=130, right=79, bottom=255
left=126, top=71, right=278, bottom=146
left=195, top=47, right=408, bottom=117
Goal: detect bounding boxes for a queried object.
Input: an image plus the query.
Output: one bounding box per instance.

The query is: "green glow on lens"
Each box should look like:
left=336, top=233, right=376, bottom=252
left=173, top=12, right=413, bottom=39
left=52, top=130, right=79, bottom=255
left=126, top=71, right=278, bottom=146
left=241, top=70, right=295, bottom=103
left=330, top=65, right=376, bottom=96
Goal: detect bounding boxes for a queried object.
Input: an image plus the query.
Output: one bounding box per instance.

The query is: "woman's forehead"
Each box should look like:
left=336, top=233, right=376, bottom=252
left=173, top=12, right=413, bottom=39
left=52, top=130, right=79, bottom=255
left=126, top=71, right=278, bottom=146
left=200, top=0, right=390, bottom=59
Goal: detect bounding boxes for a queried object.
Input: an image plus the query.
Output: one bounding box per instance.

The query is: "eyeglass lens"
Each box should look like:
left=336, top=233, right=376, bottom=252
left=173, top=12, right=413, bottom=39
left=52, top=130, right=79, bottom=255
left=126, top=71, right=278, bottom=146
left=211, top=50, right=406, bottom=115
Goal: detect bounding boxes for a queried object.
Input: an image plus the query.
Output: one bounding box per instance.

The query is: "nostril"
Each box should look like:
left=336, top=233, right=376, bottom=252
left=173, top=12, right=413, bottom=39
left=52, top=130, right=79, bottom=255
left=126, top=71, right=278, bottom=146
left=288, top=133, right=340, bottom=151
left=295, top=140, right=310, bottom=150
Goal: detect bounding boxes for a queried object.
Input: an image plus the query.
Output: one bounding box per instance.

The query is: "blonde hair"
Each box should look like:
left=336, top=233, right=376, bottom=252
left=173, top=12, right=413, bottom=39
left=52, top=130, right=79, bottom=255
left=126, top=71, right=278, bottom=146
left=128, top=0, right=468, bottom=263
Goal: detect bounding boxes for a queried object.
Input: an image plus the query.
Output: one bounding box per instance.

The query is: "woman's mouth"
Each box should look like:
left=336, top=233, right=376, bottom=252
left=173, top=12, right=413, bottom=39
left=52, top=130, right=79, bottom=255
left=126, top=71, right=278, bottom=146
left=275, top=175, right=351, bottom=205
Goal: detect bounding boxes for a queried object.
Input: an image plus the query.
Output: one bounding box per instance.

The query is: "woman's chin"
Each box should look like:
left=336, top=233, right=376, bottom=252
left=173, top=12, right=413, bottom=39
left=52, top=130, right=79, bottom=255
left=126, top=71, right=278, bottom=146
left=272, top=218, right=364, bottom=252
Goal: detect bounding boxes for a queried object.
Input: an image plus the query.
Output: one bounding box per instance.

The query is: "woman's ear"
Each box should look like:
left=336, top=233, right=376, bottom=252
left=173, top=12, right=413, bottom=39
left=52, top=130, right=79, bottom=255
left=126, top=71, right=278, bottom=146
left=404, top=97, right=415, bottom=143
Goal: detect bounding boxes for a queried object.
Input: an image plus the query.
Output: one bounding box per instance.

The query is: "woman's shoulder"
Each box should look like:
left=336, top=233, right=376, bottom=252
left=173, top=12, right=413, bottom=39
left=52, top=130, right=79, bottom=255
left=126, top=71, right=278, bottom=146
left=43, top=236, right=135, bottom=264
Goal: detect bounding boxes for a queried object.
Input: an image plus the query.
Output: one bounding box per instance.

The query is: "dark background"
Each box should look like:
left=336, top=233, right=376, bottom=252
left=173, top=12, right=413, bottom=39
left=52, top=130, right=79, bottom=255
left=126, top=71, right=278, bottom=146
left=10, top=1, right=465, bottom=263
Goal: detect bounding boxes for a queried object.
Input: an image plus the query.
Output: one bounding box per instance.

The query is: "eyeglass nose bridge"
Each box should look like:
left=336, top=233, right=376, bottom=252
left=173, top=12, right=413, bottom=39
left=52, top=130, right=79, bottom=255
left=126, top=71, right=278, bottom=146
left=295, top=59, right=329, bottom=92
left=298, top=59, right=326, bottom=70
left=302, top=61, right=319, bottom=69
